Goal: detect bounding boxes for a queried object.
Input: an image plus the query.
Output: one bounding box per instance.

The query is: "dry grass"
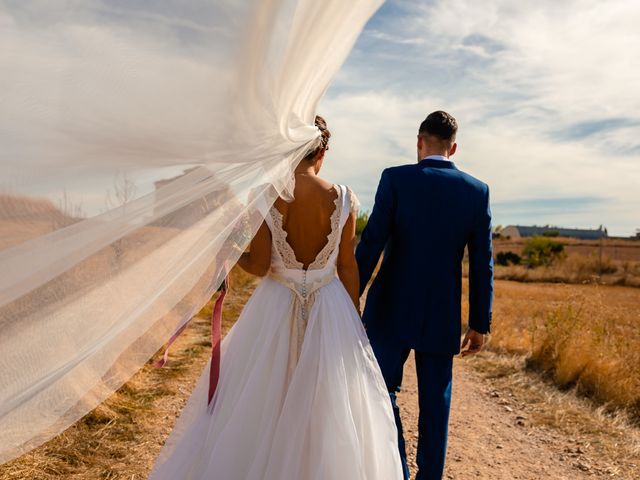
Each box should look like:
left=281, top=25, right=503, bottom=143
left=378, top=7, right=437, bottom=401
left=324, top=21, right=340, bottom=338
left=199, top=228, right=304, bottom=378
left=494, top=253, right=640, bottom=287
left=494, top=237, right=640, bottom=262
left=467, top=351, right=640, bottom=477
left=0, top=267, right=258, bottom=480
left=491, top=237, right=640, bottom=287
left=472, top=279, right=640, bottom=424
left=3, top=259, right=639, bottom=478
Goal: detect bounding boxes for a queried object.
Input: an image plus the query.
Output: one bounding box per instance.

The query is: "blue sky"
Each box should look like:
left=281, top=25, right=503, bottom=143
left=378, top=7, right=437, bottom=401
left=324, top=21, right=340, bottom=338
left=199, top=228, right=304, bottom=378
left=320, top=0, right=640, bottom=236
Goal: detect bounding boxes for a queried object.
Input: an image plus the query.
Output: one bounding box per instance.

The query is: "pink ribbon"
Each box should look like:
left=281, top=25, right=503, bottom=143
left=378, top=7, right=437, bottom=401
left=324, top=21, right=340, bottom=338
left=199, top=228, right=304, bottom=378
left=154, top=276, right=230, bottom=407
left=208, top=276, right=228, bottom=404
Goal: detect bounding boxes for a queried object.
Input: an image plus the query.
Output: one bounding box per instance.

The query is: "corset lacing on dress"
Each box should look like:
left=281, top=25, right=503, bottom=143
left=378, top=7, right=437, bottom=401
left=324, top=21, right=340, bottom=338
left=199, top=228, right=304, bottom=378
left=265, top=184, right=349, bottom=381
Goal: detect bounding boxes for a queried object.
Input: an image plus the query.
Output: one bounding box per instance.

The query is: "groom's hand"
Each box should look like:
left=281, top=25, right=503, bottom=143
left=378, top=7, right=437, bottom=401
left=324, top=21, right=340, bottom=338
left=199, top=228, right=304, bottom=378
left=460, top=328, right=485, bottom=357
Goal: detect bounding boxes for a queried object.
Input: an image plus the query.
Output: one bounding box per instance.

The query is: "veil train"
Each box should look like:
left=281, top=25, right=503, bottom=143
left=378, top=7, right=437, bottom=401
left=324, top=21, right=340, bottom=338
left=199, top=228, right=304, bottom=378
left=0, top=0, right=383, bottom=463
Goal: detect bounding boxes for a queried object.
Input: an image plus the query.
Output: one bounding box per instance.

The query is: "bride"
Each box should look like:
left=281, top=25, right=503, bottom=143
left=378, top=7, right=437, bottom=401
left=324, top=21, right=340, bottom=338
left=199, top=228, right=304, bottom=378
left=148, top=116, right=404, bottom=479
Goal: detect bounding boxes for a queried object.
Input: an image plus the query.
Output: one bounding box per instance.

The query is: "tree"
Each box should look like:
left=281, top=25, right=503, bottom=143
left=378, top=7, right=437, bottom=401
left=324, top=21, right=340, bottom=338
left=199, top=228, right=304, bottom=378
left=51, top=188, right=85, bottom=230
left=522, top=236, right=566, bottom=267
left=106, top=171, right=137, bottom=213
left=105, top=172, right=138, bottom=262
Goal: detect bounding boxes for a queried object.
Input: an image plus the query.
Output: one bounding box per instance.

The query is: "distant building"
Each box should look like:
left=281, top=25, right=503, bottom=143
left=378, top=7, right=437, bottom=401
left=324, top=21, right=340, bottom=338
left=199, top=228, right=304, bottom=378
left=500, top=225, right=608, bottom=240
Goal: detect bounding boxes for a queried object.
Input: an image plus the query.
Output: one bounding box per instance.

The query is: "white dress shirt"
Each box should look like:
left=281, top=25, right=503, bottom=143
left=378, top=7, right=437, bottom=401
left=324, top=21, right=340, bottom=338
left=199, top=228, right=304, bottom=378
left=422, top=155, right=449, bottom=161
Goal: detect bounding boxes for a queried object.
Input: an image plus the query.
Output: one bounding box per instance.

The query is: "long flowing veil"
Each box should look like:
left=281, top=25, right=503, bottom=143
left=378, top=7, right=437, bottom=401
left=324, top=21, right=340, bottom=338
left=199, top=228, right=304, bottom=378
left=0, top=0, right=383, bottom=463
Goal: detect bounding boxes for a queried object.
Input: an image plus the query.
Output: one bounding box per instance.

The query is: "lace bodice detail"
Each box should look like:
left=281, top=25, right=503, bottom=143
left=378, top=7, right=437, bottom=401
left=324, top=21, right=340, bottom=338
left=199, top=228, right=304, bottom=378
left=263, top=184, right=359, bottom=380
left=268, top=184, right=343, bottom=271
left=347, top=187, right=360, bottom=216
left=269, top=206, right=306, bottom=270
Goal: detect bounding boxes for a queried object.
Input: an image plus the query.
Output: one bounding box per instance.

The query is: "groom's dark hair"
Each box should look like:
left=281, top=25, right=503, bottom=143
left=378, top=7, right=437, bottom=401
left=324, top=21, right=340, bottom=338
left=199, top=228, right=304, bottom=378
left=419, top=111, right=457, bottom=146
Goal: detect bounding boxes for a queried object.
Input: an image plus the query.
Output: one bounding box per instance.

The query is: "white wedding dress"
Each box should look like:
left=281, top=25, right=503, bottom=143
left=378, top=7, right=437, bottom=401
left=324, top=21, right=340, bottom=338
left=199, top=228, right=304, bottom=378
left=148, top=184, right=403, bottom=479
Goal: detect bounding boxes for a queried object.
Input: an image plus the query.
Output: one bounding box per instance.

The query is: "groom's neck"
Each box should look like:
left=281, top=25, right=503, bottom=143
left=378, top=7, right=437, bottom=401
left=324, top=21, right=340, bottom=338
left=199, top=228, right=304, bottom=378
left=420, top=147, right=450, bottom=159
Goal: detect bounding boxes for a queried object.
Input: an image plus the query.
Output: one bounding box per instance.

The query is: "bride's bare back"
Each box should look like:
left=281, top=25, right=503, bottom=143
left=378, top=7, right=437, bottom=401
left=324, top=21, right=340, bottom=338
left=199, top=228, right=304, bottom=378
left=238, top=115, right=360, bottom=309
left=273, top=174, right=339, bottom=269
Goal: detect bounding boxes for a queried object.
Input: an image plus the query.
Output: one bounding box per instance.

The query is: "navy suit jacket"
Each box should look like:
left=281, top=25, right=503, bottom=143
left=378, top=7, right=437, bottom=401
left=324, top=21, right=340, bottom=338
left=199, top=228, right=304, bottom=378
left=356, top=159, right=494, bottom=355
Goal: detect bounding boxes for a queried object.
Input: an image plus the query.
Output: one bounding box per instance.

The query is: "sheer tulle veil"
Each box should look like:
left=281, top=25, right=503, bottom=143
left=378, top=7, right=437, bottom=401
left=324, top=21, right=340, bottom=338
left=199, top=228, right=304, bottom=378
left=0, top=0, right=383, bottom=463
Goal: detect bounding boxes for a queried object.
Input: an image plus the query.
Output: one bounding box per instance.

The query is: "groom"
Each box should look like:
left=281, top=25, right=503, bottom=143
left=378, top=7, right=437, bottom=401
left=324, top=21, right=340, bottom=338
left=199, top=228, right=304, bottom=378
left=356, top=111, right=494, bottom=480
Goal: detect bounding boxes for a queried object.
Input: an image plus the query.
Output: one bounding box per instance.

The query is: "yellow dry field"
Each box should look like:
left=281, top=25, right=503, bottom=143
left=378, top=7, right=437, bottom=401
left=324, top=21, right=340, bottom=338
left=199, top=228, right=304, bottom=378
left=0, top=268, right=259, bottom=480
left=492, top=238, right=640, bottom=287
left=494, top=237, right=640, bottom=262
left=479, top=280, right=640, bottom=419
left=1, top=271, right=638, bottom=479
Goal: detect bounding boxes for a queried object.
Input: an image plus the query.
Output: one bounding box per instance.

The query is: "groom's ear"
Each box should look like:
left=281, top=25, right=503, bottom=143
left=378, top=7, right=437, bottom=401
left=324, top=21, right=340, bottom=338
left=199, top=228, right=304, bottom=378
left=450, top=142, right=457, bottom=156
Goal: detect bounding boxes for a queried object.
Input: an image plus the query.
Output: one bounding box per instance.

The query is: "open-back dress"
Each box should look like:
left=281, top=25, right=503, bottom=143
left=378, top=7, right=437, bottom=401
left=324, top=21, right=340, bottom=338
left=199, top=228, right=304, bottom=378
left=148, top=184, right=403, bottom=480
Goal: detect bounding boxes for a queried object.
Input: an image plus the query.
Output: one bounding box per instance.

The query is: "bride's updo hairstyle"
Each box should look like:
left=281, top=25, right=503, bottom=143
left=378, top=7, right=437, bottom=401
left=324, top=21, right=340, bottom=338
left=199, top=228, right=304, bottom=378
left=303, top=115, right=331, bottom=162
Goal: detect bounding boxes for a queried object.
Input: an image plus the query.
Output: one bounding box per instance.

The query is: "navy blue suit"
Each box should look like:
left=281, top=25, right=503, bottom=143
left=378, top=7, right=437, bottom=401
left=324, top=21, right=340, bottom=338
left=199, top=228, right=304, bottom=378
left=356, top=158, right=493, bottom=480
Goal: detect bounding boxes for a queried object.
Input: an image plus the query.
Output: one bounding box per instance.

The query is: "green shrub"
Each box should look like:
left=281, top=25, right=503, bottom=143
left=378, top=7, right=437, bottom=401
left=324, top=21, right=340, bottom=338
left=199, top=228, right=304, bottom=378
left=496, top=251, right=521, bottom=266
left=522, top=236, right=566, bottom=267
left=356, top=211, right=369, bottom=237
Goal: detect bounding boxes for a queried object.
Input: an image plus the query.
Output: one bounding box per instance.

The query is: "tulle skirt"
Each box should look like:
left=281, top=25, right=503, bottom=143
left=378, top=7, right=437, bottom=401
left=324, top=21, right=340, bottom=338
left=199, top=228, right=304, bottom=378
left=148, top=276, right=403, bottom=479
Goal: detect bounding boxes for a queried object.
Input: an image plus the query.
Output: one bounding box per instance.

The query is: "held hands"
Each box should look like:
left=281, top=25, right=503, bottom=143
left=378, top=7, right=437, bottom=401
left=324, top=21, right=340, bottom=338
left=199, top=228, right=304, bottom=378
left=460, top=328, right=485, bottom=357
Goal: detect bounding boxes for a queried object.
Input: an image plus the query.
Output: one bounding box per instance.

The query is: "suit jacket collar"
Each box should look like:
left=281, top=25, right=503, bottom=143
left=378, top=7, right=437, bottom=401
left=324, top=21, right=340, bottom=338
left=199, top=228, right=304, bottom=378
left=418, top=158, right=457, bottom=170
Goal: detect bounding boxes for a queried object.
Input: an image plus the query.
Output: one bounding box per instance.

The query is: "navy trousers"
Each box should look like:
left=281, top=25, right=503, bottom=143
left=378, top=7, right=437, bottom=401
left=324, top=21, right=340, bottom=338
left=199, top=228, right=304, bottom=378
left=370, top=338, right=453, bottom=480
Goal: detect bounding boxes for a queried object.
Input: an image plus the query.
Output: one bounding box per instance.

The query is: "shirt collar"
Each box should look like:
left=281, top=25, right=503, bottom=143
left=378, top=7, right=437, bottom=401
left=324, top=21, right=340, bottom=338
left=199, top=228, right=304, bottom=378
left=422, top=155, right=449, bottom=162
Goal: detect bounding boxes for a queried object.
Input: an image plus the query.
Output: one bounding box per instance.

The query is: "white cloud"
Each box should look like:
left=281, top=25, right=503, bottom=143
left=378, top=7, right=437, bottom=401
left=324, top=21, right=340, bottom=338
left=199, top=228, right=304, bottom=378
left=1, top=0, right=638, bottom=235
left=321, top=0, right=640, bottom=236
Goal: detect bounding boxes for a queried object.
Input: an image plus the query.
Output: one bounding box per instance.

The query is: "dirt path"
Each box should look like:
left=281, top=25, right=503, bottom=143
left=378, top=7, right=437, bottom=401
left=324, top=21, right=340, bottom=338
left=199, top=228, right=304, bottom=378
left=397, top=352, right=637, bottom=479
